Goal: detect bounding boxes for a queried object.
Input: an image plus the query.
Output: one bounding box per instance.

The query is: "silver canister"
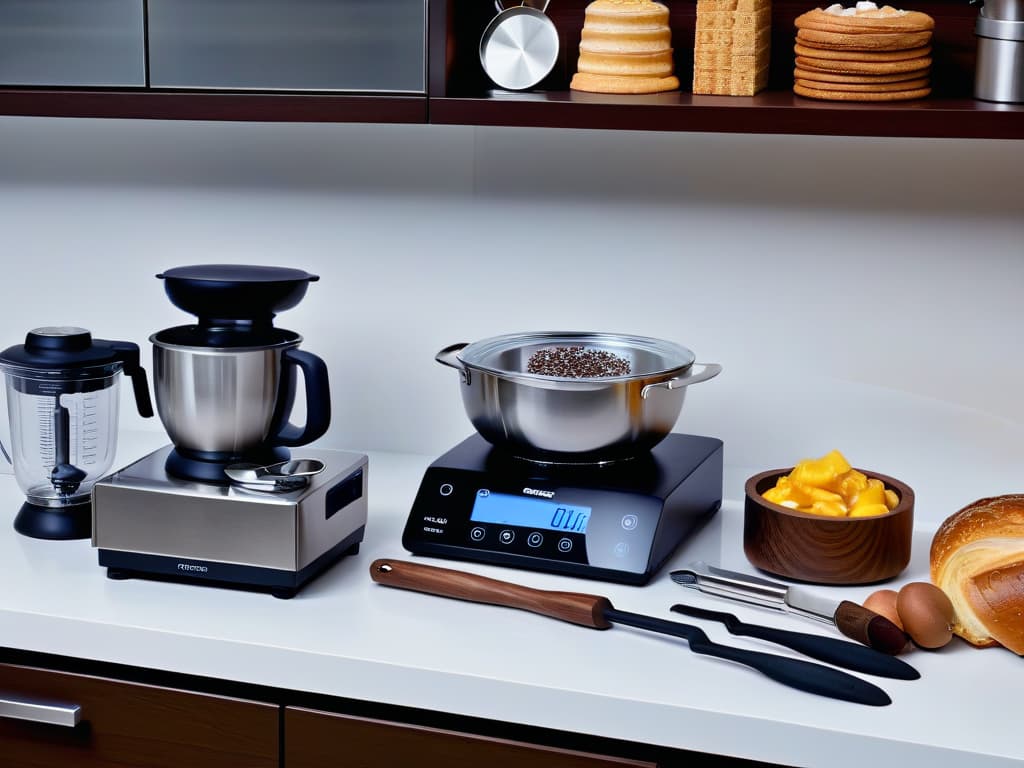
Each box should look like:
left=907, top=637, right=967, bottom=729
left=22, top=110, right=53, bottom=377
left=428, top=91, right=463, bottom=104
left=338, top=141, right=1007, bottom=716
left=975, top=13, right=1024, bottom=103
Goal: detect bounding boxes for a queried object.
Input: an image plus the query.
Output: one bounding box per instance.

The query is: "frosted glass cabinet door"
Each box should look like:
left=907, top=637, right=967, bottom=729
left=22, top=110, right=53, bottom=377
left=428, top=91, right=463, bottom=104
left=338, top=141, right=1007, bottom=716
left=0, top=0, right=145, bottom=86
left=148, top=0, right=427, bottom=93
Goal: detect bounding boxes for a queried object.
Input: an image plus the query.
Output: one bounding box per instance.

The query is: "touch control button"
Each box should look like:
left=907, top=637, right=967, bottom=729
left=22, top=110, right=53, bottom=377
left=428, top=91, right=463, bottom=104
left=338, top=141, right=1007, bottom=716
left=499, top=529, right=515, bottom=545
left=621, top=514, right=638, bottom=531
left=614, top=541, right=630, bottom=558
left=557, top=537, right=573, bottom=553
left=527, top=532, right=543, bottom=548
left=470, top=526, right=486, bottom=542
left=439, top=483, right=454, bottom=496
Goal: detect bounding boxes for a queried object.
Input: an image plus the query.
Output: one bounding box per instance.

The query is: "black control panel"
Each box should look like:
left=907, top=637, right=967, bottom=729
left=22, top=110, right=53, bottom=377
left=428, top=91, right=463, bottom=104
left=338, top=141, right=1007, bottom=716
left=402, top=434, right=724, bottom=585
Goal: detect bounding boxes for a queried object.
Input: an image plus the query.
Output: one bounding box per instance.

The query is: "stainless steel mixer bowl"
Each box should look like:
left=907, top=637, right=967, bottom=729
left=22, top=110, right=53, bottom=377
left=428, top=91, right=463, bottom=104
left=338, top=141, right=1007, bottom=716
left=436, top=332, right=722, bottom=463
left=151, top=330, right=300, bottom=455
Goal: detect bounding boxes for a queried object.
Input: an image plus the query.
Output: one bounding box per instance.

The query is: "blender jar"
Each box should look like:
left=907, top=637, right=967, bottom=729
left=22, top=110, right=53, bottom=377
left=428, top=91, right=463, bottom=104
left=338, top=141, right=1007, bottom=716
left=0, top=327, right=154, bottom=540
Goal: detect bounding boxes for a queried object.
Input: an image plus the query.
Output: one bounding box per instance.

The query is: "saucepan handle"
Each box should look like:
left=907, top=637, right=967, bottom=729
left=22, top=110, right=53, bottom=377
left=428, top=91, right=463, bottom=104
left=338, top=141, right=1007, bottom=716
left=435, top=343, right=472, bottom=385
left=641, top=363, right=722, bottom=400
left=496, top=0, right=551, bottom=12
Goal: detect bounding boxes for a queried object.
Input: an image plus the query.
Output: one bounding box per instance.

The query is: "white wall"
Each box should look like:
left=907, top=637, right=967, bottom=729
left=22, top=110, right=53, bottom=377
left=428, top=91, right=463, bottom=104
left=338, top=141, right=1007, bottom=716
left=0, top=116, right=1022, bottom=521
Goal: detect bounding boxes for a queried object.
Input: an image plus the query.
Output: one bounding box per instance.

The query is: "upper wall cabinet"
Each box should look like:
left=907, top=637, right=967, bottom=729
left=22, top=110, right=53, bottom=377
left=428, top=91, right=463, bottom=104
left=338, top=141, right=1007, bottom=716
left=147, top=0, right=427, bottom=93
left=0, top=0, right=145, bottom=86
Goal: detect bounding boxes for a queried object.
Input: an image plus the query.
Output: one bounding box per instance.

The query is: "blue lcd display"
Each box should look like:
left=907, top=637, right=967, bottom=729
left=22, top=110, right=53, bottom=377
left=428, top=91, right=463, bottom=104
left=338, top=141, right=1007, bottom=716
left=469, top=490, right=591, bottom=533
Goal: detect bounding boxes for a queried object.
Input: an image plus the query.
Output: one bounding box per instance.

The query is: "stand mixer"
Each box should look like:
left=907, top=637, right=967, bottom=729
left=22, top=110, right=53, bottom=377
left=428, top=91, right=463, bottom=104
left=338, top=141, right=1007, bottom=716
left=92, top=265, right=368, bottom=598
left=151, top=264, right=332, bottom=481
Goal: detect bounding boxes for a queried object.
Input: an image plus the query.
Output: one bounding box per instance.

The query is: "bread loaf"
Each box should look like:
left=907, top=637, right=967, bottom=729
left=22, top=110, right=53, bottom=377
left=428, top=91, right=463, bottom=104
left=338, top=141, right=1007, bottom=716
left=930, top=495, right=1024, bottom=654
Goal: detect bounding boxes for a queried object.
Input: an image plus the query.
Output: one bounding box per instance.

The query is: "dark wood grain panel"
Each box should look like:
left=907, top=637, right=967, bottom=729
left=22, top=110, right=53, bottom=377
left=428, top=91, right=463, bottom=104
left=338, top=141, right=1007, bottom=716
left=430, top=89, right=1024, bottom=137
left=286, top=706, right=658, bottom=768
left=0, top=663, right=278, bottom=768
left=0, top=89, right=427, bottom=123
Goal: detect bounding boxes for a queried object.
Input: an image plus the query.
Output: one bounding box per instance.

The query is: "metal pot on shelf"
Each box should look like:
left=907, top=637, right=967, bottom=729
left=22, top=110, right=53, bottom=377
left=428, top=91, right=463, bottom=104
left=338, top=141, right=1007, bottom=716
left=435, top=331, right=721, bottom=464
left=479, top=0, right=560, bottom=91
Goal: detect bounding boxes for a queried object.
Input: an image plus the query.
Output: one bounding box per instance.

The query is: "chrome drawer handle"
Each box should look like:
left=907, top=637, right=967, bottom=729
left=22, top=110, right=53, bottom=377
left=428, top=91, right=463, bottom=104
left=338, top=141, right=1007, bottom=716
left=0, top=696, right=81, bottom=727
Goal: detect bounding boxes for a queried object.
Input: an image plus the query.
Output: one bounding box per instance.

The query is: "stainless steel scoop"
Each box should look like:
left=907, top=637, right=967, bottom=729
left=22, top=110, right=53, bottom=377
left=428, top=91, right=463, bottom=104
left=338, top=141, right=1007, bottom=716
left=224, top=458, right=325, bottom=492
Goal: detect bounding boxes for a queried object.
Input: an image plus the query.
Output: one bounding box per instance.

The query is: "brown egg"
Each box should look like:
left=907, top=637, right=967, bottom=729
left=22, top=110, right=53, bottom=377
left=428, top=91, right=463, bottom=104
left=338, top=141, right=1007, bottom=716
left=863, top=589, right=904, bottom=631
left=897, top=582, right=956, bottom=649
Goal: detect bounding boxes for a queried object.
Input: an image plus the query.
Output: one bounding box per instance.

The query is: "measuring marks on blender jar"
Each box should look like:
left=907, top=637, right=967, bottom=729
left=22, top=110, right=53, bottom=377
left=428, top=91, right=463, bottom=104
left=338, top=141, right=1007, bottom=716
left=35, top=392, right=101, bottom=472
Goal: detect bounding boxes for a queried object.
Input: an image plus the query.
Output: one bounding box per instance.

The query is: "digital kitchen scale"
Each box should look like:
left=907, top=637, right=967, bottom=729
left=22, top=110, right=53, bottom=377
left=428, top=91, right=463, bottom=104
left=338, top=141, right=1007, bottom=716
left=92, top=446, right=367, bottom=598
left=403, top=434, right=723, bottom=584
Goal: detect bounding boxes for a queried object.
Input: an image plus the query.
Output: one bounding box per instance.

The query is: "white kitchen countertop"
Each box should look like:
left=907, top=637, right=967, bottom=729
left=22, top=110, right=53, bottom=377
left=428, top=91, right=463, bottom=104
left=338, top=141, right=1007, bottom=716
left=0, top=434, right=1020, bottom=768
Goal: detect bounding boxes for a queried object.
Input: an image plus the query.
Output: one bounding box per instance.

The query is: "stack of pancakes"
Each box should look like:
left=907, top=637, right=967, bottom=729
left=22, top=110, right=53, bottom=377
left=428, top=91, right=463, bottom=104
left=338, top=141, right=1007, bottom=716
left=693, top=0, right=771, bottom=96
left=794, top=2, right=934, bottom=101
left=570, top=0, right=680, bottom=94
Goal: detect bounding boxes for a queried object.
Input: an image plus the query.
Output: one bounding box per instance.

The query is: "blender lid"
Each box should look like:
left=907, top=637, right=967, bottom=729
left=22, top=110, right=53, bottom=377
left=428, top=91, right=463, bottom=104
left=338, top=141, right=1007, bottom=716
left=157, top=264, right=320, bottom=338
left=158, top=264, right=319, bottom=284
left=0, top=327, right=131, bottom=373
left=158, top=265, right=320, bottom=314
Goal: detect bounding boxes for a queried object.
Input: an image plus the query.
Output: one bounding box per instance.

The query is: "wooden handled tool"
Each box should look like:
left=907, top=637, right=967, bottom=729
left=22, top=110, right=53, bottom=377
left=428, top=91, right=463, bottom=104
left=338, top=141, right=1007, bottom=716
left=370, top=557, right=613, bottom=628
left=370, top=558, right=893, bottom=706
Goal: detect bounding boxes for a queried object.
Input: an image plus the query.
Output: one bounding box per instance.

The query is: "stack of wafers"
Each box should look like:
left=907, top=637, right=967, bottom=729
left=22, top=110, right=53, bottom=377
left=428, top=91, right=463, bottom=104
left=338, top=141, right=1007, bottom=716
left=693, top=0, right=771, bottom=95
left=794, top=2, right=934, bottom=101
left=570, top=0, right=680, bottom=94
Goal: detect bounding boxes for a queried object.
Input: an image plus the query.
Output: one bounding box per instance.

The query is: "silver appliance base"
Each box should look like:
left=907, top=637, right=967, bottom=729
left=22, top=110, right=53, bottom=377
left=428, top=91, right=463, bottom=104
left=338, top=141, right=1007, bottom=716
left=92, top=445, right=369, bottom=597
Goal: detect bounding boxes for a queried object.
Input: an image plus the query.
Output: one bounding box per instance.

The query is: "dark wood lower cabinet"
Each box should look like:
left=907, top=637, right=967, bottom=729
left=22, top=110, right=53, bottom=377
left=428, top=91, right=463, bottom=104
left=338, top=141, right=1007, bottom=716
left=0, top=661, right=656, bottom=768
left=0, top=663, right=279, bottom=768
left=2, top=653, right=770, bottom=768
left=284, top=706, right=657, bottom=768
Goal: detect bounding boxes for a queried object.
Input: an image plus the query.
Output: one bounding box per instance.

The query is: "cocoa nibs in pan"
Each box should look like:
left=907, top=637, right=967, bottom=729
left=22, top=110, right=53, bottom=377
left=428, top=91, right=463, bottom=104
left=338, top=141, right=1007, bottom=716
left=526, top=347, right=631, bottom=378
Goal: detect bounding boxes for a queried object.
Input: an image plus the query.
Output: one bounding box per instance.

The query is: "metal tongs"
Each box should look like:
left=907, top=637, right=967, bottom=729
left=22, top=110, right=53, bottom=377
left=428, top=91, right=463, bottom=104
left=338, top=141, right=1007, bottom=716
left=224, top=458, right=325, bottom=492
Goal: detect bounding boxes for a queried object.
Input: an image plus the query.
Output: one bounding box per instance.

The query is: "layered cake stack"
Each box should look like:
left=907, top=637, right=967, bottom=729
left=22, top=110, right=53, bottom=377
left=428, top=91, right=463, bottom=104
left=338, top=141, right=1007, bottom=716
left=793, top=2, right=935, bottom=101
left=570, top=0, right=680, bottom=94
left=692, top=0, right=772, bottom=96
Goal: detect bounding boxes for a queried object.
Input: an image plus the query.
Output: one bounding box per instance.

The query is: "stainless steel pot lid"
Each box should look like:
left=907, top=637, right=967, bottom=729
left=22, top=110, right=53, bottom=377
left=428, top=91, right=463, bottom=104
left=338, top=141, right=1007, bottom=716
left=455, top=332, right=696, bottom=382
left=479, top=1, right=560, bottom=91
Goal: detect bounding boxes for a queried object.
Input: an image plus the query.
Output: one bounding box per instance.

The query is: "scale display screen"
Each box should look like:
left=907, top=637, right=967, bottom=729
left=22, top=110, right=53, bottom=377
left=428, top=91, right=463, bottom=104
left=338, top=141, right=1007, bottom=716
left=469, top=489, right=591, bottom=533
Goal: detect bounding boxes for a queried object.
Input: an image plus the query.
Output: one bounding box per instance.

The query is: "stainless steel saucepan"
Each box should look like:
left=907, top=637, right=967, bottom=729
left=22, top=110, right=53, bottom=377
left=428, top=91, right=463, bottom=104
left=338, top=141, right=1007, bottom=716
left=436, top=331, right=721, bottom=463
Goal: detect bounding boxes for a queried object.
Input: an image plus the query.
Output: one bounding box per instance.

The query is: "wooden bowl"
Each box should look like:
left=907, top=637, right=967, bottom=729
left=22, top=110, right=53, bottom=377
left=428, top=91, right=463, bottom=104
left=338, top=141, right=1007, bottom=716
left=743, top=468, right=914, bottom=585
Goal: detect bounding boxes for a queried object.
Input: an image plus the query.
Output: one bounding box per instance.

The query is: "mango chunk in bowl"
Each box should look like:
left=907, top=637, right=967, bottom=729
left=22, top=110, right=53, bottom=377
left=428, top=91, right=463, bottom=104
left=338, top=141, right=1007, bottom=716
left=761, top=450, right=899, bottom=518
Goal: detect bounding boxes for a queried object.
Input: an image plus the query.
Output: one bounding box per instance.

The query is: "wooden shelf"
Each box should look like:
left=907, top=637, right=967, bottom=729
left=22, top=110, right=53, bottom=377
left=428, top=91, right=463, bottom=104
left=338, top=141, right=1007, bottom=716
left=0, top=89, right=427, bottom=124
left=429, top=90, right=1024, bottom=139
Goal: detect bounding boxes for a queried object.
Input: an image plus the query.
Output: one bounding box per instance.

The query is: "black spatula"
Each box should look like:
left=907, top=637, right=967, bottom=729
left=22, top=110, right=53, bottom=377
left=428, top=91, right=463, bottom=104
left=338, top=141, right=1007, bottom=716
left=370, top=559, right=892, bottom=707
left=670, top=602, right=919, bottom=680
